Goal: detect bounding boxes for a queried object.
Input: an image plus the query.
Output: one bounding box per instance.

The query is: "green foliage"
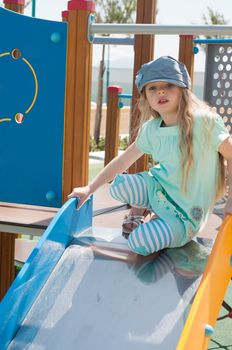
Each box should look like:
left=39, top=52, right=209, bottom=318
left=196, top=7, right=229, bottom=52
left=202, top=7, right=229, bottom=40
left=93, top=1, right=136, bottom=145
left=89, top=137, right=103, bottom=152
left=25, top=0, right=32, bottom=8
left=119, top=135, right=129, bottom=150
left=89, top=136, right=129, bottom=152
left=95, top=0, right=136, bottom=24
left=203, top=7, right=228, bottom=26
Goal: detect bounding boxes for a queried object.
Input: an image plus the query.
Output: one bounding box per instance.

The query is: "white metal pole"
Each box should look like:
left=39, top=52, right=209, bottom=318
left=90, top=24, right=232, bottom=36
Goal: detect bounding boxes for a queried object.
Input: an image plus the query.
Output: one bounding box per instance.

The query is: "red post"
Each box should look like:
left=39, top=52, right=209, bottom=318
left=61, top=10, right=69, bottom=22
left=3, top=0, right=25, bottom=13
left=105, top=86, right=122, bottom=166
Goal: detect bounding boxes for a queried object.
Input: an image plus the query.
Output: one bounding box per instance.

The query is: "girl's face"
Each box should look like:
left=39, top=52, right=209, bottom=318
left=145, top=82, right=182, bottom=117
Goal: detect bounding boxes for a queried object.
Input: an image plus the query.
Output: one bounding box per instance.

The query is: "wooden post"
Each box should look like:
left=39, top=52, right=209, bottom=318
left=62, top=0, right=95, bottom=201
left=178, top=35, right=195, bottom=84
left=1, top=0, right=25, bottom=300
left=129, top=0, right=157, bottom=174
left=3, top=0, right=25, bottom=13
left=104, top=86, right=122, bottom=166
left=0, top=233, right=17, bottom=299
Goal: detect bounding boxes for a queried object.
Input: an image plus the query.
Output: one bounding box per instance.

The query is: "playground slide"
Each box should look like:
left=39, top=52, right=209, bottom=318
left=0, top=198, right=230, bottom=350
left=177, top=214, right=232, bottom=349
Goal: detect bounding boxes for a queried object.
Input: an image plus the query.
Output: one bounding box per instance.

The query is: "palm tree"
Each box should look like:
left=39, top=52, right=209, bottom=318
left=93, top=0, right=136, bottom=145
left=202, top=7, right=229, bottom=40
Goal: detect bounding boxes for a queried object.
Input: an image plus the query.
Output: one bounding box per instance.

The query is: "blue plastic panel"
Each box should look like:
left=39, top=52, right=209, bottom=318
left=0, top=8, right=67, bottom=207
left=0, top=197, right=93, bottom=349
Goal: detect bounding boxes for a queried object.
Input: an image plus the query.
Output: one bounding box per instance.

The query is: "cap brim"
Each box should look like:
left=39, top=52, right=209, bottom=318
left=139, top=78, right=188, bottom=92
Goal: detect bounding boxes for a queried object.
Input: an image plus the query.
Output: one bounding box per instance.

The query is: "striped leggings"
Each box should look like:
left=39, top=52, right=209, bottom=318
left=110, top=174, right=175, bottom=256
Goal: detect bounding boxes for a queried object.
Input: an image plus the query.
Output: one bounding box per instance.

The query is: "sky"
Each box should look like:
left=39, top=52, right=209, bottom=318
left=1, top=0, right=232, bottom=71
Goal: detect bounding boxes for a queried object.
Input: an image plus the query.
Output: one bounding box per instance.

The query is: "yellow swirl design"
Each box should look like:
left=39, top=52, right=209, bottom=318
left=0, top=118, right=11, bottom=122
left=0, top=52, right=10, bottom=58
left=0, top=50, right=38, bottom=123
left=22, top=57, right=38, bottom=114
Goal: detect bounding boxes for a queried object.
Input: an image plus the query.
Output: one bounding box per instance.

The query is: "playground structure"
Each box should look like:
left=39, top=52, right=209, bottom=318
left=0, top=0, right=232, bottom=349
left=0, top=0, right=157, bottom=298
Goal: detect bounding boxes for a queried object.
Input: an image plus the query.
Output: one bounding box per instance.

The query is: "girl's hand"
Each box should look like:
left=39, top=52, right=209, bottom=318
left=68, top=185, right=91, bottom=209
left=224, top=197, right=232, bottom=217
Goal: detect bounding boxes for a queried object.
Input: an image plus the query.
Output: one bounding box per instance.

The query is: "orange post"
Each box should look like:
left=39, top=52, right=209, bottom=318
left=3, top=0, right=25, bottom=13
left=129, top=0, right=157, bottom=174
left=104, top=86, right=122, bottom=166
left=178, top=35, right=195, bottom=84
left=62, top=0, right=95, bottom=201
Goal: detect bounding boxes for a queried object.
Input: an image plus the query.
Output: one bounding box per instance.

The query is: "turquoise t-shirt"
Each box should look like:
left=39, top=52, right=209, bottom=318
left=136, top=110, right=230, bottom=238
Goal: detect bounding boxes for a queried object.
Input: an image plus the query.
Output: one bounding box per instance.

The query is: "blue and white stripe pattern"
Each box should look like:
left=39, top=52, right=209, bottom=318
left=110, top=174, right=151, bottom=208
left=110, top=174, right=175, bottom=256
left=128, top=219, right=174, bottom=256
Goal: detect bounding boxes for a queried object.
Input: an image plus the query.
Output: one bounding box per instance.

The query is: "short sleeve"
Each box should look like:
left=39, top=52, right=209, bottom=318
left=211, top=114, right=230, bottom=151
left=135, top=120, right=153, bottom=154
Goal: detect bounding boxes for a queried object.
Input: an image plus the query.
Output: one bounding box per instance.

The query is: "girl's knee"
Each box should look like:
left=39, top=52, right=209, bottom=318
left=127, top=219, right=175, bottom=256
left=110, top=173, right=150, bottom=208
left=128, top=229, right=154, bottom=256
left=109, top=175, right=126, bottom=202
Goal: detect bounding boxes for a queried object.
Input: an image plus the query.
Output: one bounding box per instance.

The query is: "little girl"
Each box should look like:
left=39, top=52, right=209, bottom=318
left=69, top=56, right=232, bottom=256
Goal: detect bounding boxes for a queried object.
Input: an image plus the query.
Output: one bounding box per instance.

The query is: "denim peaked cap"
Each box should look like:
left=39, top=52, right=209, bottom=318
left=135, top=56, right=191, bottom=92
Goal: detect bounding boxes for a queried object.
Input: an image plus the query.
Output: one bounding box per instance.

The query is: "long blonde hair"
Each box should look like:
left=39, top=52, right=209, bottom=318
left=136, top=88, right=226, bottom=201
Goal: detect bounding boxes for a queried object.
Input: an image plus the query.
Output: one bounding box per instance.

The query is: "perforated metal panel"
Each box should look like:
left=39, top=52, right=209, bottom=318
left=204, top=43, right=232, bottom=133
